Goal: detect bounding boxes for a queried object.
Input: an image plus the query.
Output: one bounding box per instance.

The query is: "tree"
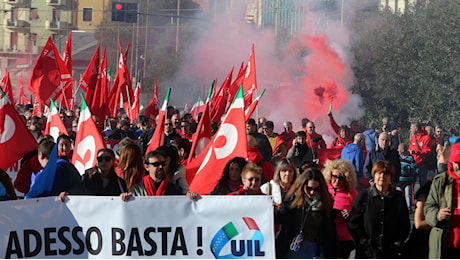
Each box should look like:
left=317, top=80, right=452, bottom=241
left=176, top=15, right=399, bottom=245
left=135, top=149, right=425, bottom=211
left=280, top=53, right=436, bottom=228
left=351, top=0, right=460, bottom=135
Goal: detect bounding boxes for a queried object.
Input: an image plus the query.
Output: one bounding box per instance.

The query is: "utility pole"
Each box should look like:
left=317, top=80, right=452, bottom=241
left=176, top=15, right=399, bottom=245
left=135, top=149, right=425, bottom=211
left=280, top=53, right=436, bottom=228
left=175, top=0, right=181, bottom=58
left=143, top=0, right=149, bottom=79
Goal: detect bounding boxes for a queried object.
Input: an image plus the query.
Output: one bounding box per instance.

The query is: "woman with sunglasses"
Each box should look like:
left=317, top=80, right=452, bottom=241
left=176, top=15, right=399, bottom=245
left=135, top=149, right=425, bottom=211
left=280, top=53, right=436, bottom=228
left=275, top=168, right=338, bottom=258
left=229, top=163, right=264, bottom=195
left=82, top=148, right=128, bottom=195
left=348, top=160, right=410, bottom=258
left=323, top=159, right=358, bottom=258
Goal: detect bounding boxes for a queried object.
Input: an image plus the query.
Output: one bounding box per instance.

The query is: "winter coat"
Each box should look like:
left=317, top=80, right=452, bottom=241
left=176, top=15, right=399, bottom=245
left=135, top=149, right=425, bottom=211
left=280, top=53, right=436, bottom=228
left=82, top=168, right=128, bottom=196
left=348, top=185, right=410, bottom=258
left=363, top=129, right=379, bottom=152
left=286, top=143, right=314, bottom=168
left=424, top=171, right=453, bottom=259
left=341, top=143, right=364, bottom=179
left=363, top=147, right=401, bottom=183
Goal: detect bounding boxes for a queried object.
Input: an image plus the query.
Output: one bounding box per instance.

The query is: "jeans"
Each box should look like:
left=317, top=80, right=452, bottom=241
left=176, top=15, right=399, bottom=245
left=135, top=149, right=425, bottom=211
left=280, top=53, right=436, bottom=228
left=416, top=168, right=428, bottom=187
left=398, top=179, right=414, bottom=211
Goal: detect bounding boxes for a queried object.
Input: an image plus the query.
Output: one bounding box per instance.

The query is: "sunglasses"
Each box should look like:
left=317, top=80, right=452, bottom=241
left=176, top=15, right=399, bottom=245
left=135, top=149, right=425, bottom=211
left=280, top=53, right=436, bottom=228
left=146, top=161, right=167, bottom=167
left=331, top=175, right=345, bottom=181
left=305, top=186, right=321, bottom=192
left=97, top=156, right=113, bottom=162
left=165, top=123, right=172, bottom=126
left=181, top=125, right=188, bottom=128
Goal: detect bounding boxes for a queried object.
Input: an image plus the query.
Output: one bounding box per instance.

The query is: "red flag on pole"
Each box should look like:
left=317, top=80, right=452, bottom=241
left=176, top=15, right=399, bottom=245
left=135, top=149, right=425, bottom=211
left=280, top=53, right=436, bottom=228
left=190, top=97, right=205, bottom=121
left=187, top=83, right=214, bottom=164
left=72, top=94, right=105, bottom=175
left=60, top=31, right=73, bottom=110
left=81, top=44, right=101, bottom=100
left=0, top=69, right=14, bottom=104
left=90, top=47, right=108, bottom=129
left=27, top=37, right=72, bottom=108
left=0, top=87, right=38, bottom=171
left=44, top=99, right=68, bottom=141
left=145, top=88, right=171, bottom=154
left=131, top=77, right=141, bottom=122
left=210, top=67, right=233, bottom=125
left=186, top=85, right=248, bottom=194
left=18, top=74, right=31, bottom=105
left=241, top=44, right=257, bottom=108
left=245, top=89, right=265, bottom=121
left=143, top=77, right=159, bottom=124
left=32, top=98, right=43, bottom=117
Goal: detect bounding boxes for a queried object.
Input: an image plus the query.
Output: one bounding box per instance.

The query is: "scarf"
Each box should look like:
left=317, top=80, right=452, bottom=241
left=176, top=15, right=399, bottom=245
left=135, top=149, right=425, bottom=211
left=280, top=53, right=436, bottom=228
left=230, top=185, right=263, bottom=195
left=143, top=175, right=168, bottom=196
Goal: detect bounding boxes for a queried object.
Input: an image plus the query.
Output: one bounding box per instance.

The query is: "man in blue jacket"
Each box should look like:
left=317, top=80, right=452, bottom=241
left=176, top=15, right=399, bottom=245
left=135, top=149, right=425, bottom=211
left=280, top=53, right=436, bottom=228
left=341, top=133, right=365, bottom=187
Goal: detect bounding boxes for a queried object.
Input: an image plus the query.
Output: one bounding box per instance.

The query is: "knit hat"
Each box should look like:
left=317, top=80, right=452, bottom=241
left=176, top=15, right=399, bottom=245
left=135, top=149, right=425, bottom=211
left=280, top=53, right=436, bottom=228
left=449, top=142, right=460, bottom=163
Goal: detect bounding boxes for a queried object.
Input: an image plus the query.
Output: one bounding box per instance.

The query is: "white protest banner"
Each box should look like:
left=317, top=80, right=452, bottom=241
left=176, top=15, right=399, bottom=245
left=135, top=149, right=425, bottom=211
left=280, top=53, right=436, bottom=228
left=0, top=195, right=275, bottom=259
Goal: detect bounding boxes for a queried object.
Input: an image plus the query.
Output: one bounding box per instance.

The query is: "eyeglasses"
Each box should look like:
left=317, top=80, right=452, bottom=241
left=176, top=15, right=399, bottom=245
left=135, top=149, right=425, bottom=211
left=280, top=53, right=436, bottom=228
left=165, top=123, right=172, bottom=126
left=146, top=161, right=167, bottom=167
left=97, top=156, right=113, bottom=162
left=245, top=177, right=260, bottom=182
left=308, top=127, right=315, bottom=129
left=331, top=175, right=345, bottom=181
left=262, top=128, right=270, bottom=131
left=181, top=125, right=188, bottom=128
left=306, top=186, right=321, bottom=192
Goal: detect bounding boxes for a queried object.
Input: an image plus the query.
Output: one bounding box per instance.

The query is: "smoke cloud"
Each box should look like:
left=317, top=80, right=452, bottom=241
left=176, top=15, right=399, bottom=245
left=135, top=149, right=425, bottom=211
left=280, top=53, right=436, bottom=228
left=169, top=0, right=364, bottom=144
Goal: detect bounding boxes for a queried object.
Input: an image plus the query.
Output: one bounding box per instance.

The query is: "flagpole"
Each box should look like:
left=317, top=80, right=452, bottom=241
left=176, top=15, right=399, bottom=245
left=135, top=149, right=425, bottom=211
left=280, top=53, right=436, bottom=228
left=255, top=88, right=259, bottom=122
left=59, top=81, right=71, bottom=110
left=125, top=84, right=133, bottom=121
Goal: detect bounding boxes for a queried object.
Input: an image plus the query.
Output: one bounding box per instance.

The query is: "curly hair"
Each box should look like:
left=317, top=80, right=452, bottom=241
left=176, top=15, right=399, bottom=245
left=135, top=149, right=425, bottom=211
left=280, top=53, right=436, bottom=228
left=323, top=159, right=357, bottom=196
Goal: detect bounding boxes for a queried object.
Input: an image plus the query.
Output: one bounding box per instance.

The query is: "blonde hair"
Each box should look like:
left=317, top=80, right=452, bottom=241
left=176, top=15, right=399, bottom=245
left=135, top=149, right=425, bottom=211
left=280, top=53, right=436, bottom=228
left=241, top=162, right=263, bottom=179
left=323, top=159, right=357, bottom=195
left=273, top=158, right=297, bottom=185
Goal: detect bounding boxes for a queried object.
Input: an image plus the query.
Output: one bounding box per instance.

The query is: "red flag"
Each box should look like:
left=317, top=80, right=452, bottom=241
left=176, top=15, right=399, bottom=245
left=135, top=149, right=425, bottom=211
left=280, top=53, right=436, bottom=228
left=186, top=86, right=248, bottom=194
left=0, top=87, right=38, bottom=171
left=241, top=44, right=257, bottom=108
left=108, top=40, right=133, bottom=118
left=60, top=31, right=73, bottom=110
left=131, top=78, right=141, bottom=122
left=190, top=97, right=205, bottom=121
left=27, top=37, right=72, bottom=108
left=32, top=98, right=42, bottom=117
left=44, top=99, right=68, bottom=141
left=0, top=69, right=14, bottom=104
left=18, top=74, right=31, bottom=105
left=210, top=67, right=233, bottom=125
left=245, top=89, right=265, bottom=121
left=72, top=95, right=105, bottom=175
left=81, top=44, right=101, bottom=101
left=143, top=77, right=159, bottom=124
left=145, top=88, right=171, bottom=154
left=187, top=83, right=214, bottom=164
left=90, top=47, right=108, bottom=129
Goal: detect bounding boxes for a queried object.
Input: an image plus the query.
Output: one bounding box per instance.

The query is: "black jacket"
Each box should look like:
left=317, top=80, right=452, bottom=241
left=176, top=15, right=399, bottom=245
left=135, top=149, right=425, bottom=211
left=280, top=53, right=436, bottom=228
left=364, top=147, right=401, bottom=183
left=82, top=168, right=128, bottom=196
left=129, top=180, right=183, bottom=196
left=275, top=198, right=338, bottom=258
left=348, top=185, right=410, bottom=258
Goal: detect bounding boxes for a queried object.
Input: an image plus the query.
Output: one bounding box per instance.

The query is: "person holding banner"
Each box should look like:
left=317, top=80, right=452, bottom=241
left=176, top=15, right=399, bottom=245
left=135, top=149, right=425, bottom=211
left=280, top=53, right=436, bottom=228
left=210, top=157, right=247, bottom=195
left=229, top=163, right=264, bottom=195
left=82, top=148, right=128, bottom=196
left=275, top=167, right=338, bottom=259
left=120, top=150, right=183, bottom=200
left=0, top=169, right=17, bottom=200
left=260, top=158, right=297, bottom=204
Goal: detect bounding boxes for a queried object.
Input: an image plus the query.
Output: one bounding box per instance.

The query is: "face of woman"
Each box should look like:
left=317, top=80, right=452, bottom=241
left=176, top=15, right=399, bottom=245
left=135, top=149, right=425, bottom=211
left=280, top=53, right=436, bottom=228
left=279, top=167, right=294, bottom=185
left=97, top=152, right=114, bottom=175
left=303, top=180, right=321, bottom=199
left=330, top=169, right=345, bottom=189
left=228, top=163, right=241, bottom=182
left=374, top=170, right=391, bottom=189
left=242, top=171, right=261, bottom=192
left=58, top=139, right=71, bottom=156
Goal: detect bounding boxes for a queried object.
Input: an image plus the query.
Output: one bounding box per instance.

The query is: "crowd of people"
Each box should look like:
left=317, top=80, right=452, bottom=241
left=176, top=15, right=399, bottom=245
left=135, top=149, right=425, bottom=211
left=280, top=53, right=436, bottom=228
left=2, top=102, right=460, bottom=258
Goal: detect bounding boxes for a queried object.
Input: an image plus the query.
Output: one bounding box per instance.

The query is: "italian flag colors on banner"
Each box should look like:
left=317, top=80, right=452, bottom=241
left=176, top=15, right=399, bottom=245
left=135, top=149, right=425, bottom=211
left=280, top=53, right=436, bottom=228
left=72, top=94, right=105, bottom=175
left=44, top=98, right=68, bottom=141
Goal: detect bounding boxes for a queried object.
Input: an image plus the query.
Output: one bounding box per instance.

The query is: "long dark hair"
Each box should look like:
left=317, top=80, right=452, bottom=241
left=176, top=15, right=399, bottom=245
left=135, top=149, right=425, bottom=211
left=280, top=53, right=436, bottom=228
left=286, top=167, right=333, bottom=214
left=218, top=157, right=247, bottom=186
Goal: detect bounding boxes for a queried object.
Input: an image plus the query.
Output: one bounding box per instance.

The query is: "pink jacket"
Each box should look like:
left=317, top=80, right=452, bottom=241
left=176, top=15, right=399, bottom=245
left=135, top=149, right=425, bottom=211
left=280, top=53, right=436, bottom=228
left=328, top=183, right=357, bottom=241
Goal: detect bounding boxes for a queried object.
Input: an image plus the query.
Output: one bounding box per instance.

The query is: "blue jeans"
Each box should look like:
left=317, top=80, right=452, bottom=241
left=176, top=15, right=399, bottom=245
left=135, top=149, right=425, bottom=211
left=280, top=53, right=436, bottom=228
left=398, top=179, right=414, bottom=211
left=416, top=168, right=428, bottom=187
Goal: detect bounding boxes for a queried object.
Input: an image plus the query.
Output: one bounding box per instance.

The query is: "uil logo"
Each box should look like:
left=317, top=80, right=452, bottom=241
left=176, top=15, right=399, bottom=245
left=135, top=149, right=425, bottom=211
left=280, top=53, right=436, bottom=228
left=210, top=217, right=265, bottom=259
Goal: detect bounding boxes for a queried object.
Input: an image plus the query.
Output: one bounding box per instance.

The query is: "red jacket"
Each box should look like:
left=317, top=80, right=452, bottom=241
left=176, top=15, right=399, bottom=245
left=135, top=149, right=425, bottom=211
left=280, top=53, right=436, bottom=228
left=409, top=131, right=434, bottom=168
left=247, top=147, right=275, bottom=182
left=306, top=132, right=327, bottom=152
left=279, top=131, right=296, bottom=151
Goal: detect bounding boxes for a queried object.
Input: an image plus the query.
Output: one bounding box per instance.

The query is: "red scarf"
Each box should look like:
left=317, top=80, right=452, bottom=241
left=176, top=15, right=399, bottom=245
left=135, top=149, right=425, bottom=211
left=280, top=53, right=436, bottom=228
left=143, top=175, right=169, bottom=196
